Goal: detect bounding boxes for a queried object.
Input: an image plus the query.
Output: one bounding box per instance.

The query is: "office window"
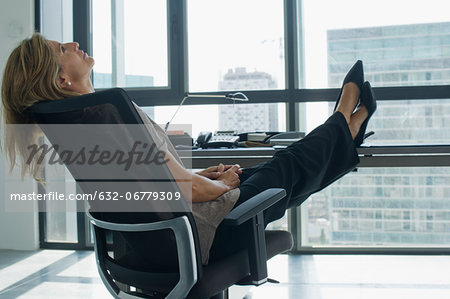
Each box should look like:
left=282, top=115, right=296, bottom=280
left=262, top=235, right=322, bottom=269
left=301, top=0, right=450, bottom=88
left=184, top=0, right=285, bottom=134
left=92, top=0, right=168, bottom=88
left=39, top=0, right=78, bottom=245
left=299, top=25, right=450, bottom=247
left=64, top=0, right=450, bottom=252
left=187, top=0, right=285, bottom=92
left=301, top=97, right=449, bottom=246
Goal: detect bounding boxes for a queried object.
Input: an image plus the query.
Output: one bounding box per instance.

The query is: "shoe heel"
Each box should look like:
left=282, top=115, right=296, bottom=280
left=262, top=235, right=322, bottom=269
left=354, top=82, right=377, bottom=147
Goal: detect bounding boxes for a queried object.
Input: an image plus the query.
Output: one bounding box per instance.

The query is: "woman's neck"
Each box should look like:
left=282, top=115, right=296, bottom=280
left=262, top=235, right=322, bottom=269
left=73, top=77, right=95, bottom=94
left=81, top=81, right=95, bottom=94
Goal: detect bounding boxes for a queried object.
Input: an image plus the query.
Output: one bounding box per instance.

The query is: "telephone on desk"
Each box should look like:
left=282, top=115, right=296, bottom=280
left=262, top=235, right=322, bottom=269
left=195, top=130, right=305, bottom=149
left=196, top=131, right=239, bottom=148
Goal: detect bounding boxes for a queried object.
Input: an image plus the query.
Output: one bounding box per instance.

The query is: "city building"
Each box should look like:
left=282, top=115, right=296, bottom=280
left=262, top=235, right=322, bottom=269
left=218, top=67, right=279, bottom=133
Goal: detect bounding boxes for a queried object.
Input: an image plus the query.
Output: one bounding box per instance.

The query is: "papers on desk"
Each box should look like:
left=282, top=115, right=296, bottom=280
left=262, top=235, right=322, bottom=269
left=238, top=140, right=274, bottom=147
left=247, top=132, right=268, bottom=142
left=238, top=131, right=305, bottom=147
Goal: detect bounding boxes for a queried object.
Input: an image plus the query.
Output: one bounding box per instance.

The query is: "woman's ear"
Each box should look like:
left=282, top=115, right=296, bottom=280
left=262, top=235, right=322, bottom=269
left=58, top=75, right=72, bottom=89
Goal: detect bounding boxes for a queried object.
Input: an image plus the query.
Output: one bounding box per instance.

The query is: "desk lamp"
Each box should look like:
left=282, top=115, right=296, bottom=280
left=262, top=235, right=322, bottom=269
left=164, top=92, right=249, bottom=132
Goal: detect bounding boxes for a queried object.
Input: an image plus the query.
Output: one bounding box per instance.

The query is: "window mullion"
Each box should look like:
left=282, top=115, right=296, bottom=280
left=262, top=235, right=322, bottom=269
left=167, top=0, right=187, bottom=100
left=284, top=0, right=301, bottom=132
left=73, top=0, right=91, bottom=64
left=111, top=0, right=126, bottom=87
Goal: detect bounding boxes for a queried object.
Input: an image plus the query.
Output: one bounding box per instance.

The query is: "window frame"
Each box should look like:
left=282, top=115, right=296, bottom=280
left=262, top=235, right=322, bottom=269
left=36, top=0, right=450, bottom=254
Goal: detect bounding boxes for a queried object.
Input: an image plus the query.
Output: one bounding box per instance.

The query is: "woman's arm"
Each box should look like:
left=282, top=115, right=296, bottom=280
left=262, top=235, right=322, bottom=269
left=163, top=152, right=240, bottom=202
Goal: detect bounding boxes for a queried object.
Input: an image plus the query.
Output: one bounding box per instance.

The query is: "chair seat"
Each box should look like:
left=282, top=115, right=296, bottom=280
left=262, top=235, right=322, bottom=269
left=187, top=230, right=293, bottom=299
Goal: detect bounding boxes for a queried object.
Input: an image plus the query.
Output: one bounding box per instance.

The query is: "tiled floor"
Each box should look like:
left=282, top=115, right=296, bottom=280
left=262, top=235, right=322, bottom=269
left=246, top=254, right=450, bottom=299
left=1, top=249, right=450, bottom=299
left=0, top=250, right=110, bottom=298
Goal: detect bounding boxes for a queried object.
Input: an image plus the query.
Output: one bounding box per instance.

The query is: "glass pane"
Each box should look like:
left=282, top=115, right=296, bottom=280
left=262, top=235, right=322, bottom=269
left=301, top=0, right=450, bottom=88
left=40, top=0, right=77, bottom=244
left=301, top=100, right=450, bottom=247
left=188, top=0, right=285, bottom=92
left=302, top=167, right=450, bottom=247
left=267, top=215, right=288, bottom=231
left=45, top=211, right=77, bottom=243
left=365, top=99, right=450, bottom=145
left=302, top=99, right=450, bottom=145
left=92, top=0, right=112, bottom=87
left=44, top=166, right=77, bottom=243
left=152, top=103, right=286, bottom=138
left=92, top=0, right=168, bottom=88
left=41, top=0, right=73, bottom=41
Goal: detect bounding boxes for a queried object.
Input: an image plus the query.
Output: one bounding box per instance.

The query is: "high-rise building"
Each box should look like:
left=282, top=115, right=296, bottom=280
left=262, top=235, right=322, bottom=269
left=218, top=67, right=279, bottom=133
left=327, top=22, right=450, bottom=88
left=305, top=22, right=450, bottom=246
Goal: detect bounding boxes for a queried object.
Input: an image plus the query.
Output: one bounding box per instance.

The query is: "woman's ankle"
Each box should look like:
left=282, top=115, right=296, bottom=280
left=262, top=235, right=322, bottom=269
left=348, top=106, right=369, bottom=139
left=336, top=83, right=359, bottom=122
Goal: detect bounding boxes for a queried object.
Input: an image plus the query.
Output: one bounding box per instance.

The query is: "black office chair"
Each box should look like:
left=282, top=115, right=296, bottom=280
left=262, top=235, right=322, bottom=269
left=29, top=88, right=293, bottom=299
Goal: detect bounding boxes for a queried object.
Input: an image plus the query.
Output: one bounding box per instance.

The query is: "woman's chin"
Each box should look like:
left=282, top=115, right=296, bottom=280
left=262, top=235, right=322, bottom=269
left=88, top=57, right=95, bottom=67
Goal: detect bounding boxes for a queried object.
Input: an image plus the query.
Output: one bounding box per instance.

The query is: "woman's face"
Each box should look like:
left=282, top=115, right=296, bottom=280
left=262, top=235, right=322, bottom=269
left=47, top=40, right=95, bottom=84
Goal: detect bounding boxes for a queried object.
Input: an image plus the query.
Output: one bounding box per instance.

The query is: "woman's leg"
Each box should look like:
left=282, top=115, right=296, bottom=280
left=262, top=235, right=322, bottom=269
left=209, top=82, right=366, bottom=261
left=236, top=83, right=367, bottom=194
left=238, top=111, right=359, bottom=224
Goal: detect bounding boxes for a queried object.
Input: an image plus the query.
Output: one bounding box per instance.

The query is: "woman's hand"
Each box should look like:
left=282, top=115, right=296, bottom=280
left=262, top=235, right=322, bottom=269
left=165, top=151, right=241, bottom=202
left=196, top=163, right=242, bottom=180
left=216, top=164, right=241, bottom=190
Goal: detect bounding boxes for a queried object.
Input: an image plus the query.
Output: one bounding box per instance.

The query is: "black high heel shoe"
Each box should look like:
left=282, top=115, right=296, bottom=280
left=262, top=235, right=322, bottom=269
left=334, top=60, right=365, bottom=112
left=354, top=81, right=377, bottom=147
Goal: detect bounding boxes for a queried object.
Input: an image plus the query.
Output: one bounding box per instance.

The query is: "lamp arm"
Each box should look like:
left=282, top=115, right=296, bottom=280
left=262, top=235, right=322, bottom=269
left=164, top=92, right=248, bottom=132
left=164, top=95, right=189, bottom=132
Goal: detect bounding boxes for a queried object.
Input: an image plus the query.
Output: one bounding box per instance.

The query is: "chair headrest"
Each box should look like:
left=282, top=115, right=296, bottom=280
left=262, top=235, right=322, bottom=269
left=28, top=88, right=142, bottom=124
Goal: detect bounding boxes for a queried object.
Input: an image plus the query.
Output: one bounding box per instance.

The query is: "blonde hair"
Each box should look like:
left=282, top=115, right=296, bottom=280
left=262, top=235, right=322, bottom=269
left=1, top=33, right=80, bottom=180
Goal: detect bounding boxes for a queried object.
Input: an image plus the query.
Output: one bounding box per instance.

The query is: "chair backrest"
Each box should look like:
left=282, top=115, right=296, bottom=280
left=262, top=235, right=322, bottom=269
left=29, top=88, right=203, bottom=280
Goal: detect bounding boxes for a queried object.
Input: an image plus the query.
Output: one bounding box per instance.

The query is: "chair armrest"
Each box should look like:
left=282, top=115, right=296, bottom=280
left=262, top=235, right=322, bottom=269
left=220, top=188, right=286, bottom=285
left=223, top=188, right=286, bottom=226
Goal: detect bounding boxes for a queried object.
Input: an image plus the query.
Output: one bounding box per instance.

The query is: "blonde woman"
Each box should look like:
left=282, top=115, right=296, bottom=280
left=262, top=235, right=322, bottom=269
left=1, top=33, right=376, bottom=263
